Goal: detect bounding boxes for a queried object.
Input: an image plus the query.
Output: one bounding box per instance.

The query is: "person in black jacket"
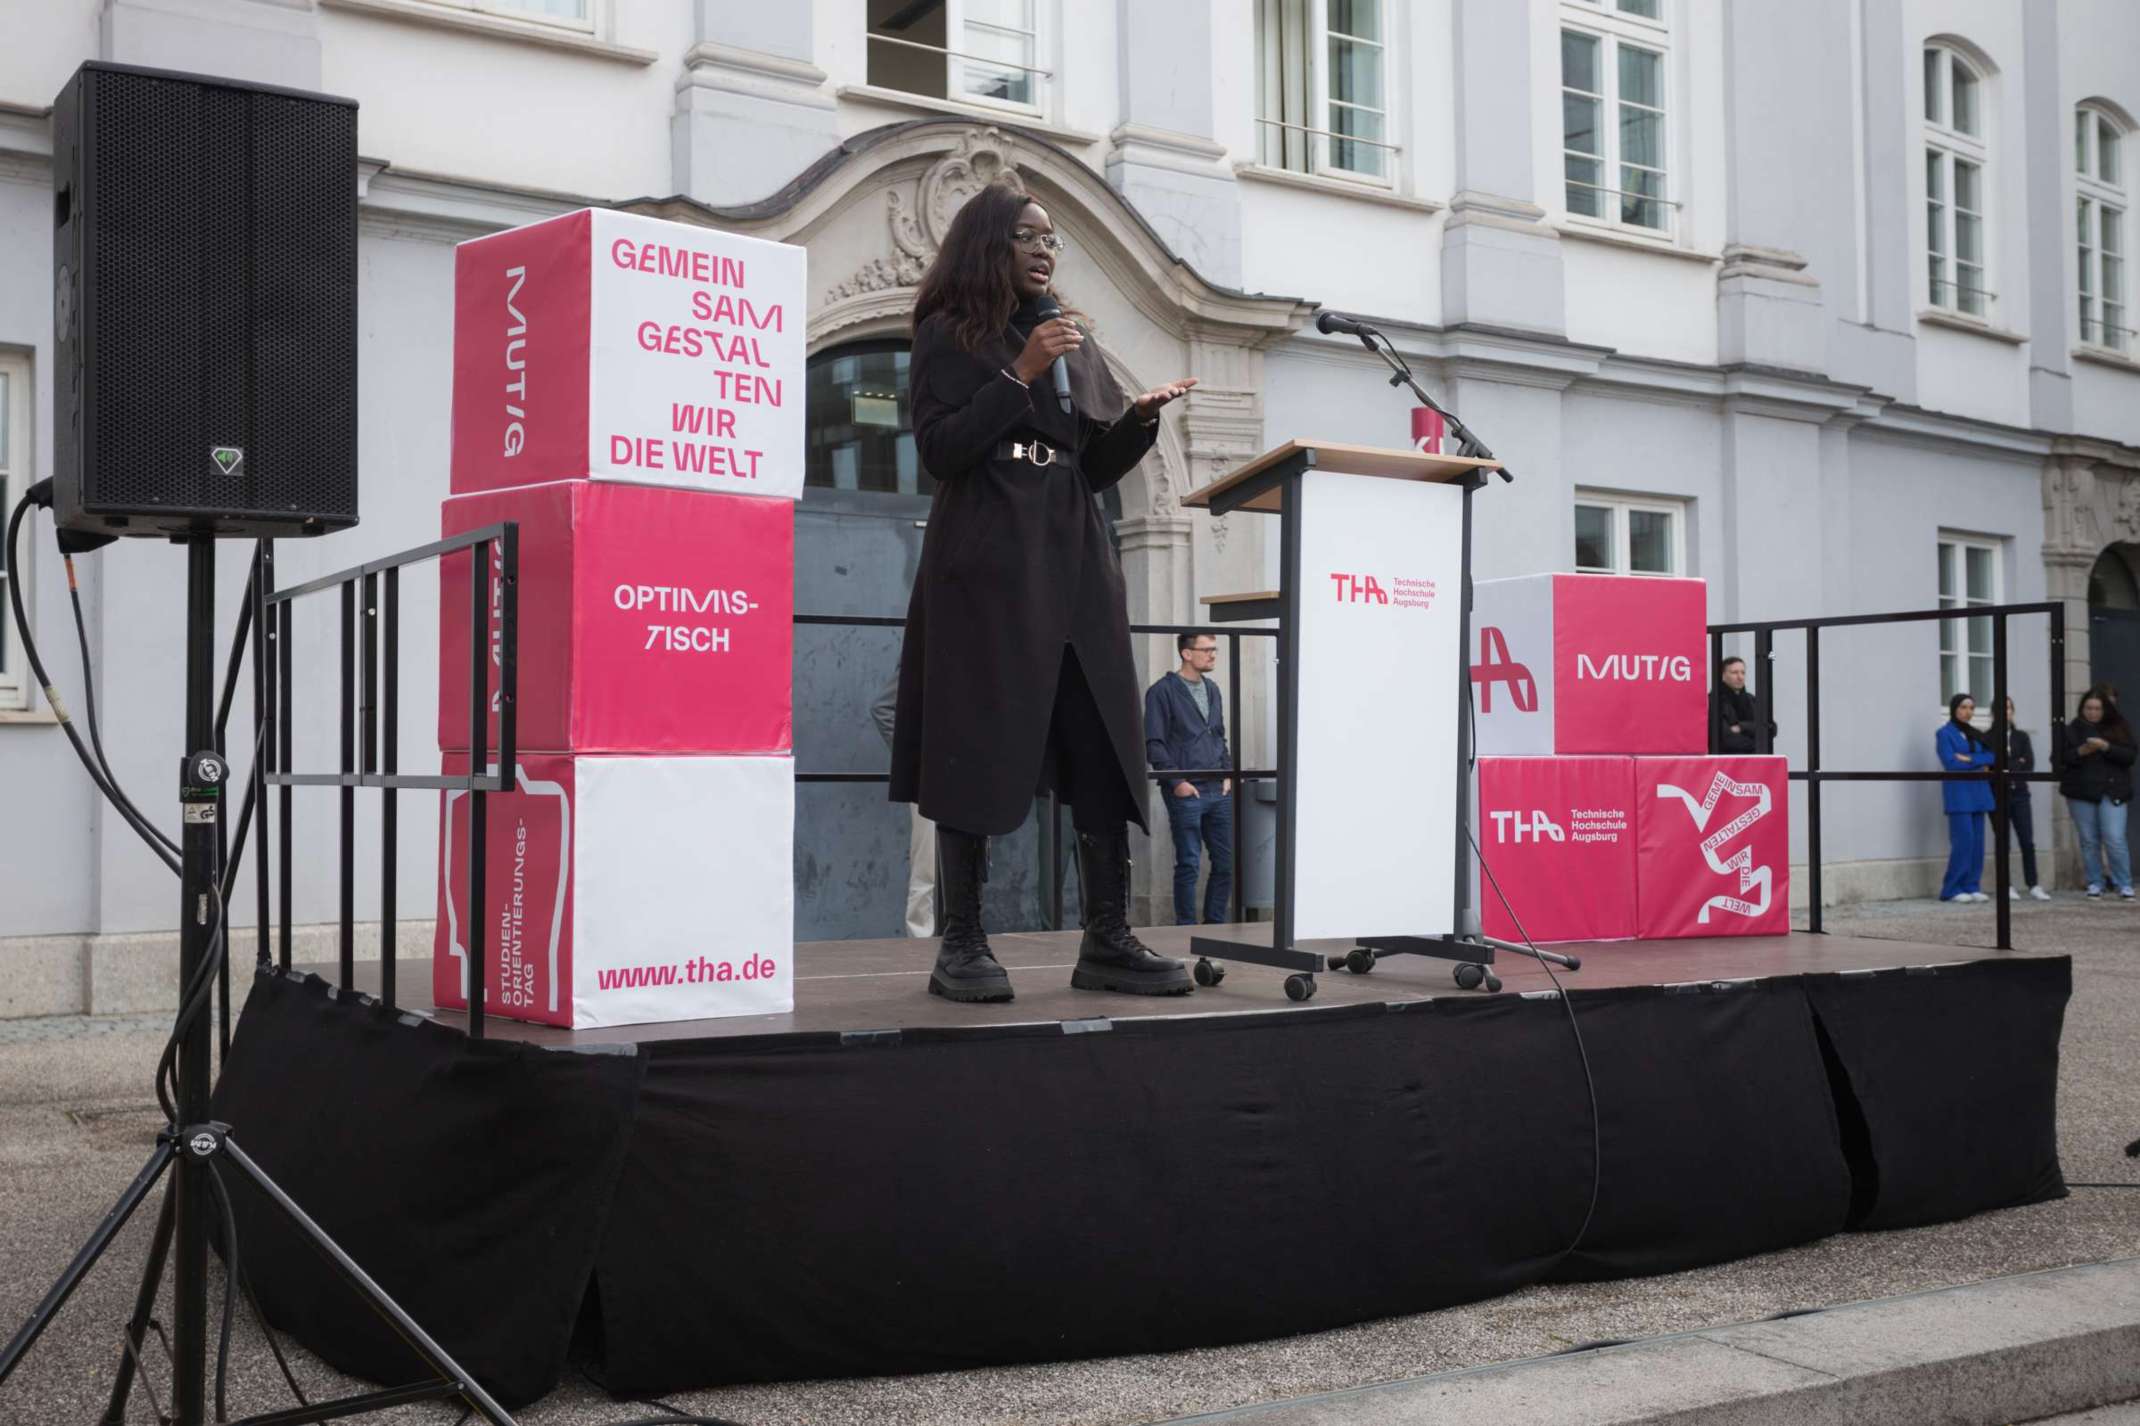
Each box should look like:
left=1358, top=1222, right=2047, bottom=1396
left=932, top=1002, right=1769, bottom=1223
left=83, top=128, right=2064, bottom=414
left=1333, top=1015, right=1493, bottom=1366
left=1145, top=633, right=1235, bottom=925
left=888, top=179, right=1199, bottom=1002
left=1710, top=656, right=1774, bottom=754
left=2060, top=686, right=2135, bottom=899
left=1988, top=697, right=2050, bottom=900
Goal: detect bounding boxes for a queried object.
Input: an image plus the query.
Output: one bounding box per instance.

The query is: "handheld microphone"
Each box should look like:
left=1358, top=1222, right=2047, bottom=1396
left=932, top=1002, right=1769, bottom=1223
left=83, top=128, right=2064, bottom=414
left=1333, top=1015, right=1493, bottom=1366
left=1035, top=296, right=1074, bottom=415
left=1315, top=310, right=1379, bottom=338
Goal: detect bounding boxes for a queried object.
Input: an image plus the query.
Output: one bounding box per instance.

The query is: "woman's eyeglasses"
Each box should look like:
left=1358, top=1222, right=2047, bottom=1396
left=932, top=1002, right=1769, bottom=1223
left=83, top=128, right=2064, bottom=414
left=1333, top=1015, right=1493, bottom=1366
left=1010, top=228, right=1068, bottom=255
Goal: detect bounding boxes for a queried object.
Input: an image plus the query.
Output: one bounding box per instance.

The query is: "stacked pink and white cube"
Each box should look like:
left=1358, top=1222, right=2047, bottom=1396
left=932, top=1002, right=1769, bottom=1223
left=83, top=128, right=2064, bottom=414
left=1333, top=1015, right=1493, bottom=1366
left=432, top=209, right=803, bottom=1028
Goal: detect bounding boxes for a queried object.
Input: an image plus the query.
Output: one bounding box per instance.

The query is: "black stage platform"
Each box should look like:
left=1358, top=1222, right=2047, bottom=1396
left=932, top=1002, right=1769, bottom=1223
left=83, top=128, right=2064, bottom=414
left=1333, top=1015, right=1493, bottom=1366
left=209, top=929, right=2071, bottom=1406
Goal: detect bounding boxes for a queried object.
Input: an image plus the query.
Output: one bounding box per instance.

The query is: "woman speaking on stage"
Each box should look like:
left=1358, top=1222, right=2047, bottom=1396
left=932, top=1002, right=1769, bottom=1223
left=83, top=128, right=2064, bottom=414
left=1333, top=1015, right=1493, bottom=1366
left=888, top=179, right=1198, bottom=1004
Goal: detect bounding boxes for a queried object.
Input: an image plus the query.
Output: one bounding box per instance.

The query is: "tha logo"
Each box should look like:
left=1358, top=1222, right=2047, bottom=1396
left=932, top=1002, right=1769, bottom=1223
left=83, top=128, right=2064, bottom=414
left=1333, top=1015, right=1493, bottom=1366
left=1656, top=771, right=1773, bottom=921
left=1470, top=626, right=1538, bottom=713
left=1489, top=808, right=1564, bottom=844
left=1329, top=573, right=1387, bottom=604
left=209, top=446, right=244, bottom=478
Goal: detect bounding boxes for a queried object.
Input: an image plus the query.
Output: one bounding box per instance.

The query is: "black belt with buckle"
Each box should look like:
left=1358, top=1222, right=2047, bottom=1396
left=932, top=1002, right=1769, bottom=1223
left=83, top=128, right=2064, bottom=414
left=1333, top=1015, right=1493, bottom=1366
left=996, top=438, right=1065, bottom=468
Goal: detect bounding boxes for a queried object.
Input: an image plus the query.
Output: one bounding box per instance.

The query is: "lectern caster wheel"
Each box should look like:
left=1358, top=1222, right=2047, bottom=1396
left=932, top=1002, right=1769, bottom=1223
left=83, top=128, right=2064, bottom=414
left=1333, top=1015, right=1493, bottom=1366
left=1194, top=958, right=1225, bottom=987
left=1454, top=963, right=1486, bottom=991
left=1344, top=948, right=1376, bottom=975
left=1284, top=974, right=1316, bottom=1002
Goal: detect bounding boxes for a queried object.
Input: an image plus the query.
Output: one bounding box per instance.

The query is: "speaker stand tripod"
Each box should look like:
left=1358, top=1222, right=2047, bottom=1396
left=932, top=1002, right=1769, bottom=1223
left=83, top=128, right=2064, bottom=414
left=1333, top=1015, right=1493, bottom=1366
left=0, top=537, right=516, bottom=1426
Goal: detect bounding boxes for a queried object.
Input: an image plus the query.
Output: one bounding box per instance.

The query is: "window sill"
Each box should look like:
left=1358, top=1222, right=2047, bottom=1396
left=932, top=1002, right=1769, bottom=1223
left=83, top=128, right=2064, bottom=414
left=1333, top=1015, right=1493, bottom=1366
left=835, top=85, right=1102, bottom=147
left=317, top=0, right=657, bottom=65
left=1555, top=218, right=1718, bottom=265
left=0, top=706, right=55, bottom=726
left=1233, top=163, right=1436, bottom=211
left=1916, top=307, right=2027, bottom=344
left=2072, top=343, right=2140, bottom=374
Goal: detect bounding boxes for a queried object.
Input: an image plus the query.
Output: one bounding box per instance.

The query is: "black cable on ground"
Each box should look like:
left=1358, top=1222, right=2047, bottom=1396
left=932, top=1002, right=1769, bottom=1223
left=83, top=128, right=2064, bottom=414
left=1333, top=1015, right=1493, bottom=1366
left=571, top=1364, right=750, bottom=1426
left=1461, top=671, right=1604, bottom=1268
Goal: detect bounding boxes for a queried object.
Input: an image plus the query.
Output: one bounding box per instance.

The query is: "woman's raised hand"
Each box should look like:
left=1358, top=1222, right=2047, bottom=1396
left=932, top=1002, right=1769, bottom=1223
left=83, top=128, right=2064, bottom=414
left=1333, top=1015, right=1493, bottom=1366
left=1013, top=319, right=1084, bottom=384
left=1131, top=377, right=1199, bottom=418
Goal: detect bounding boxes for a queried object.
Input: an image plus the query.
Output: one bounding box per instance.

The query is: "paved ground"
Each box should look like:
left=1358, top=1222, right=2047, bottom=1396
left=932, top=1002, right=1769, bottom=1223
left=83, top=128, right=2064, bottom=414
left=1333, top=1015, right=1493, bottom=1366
left=0, top=897, right=2133, bottom=1425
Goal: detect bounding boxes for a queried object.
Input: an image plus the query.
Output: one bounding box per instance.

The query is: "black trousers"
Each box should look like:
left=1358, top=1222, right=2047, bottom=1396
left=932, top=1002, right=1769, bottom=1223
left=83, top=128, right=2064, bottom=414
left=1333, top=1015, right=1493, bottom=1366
left=1045, top=643, right=1139, bottom=835
left=1994, top=793, right=2040, bottom=888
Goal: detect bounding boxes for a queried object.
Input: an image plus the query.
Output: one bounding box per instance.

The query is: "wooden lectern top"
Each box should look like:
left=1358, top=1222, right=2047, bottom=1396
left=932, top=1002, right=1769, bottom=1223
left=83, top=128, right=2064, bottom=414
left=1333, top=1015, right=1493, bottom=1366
left=1182, top=439, right=1502, bottom=515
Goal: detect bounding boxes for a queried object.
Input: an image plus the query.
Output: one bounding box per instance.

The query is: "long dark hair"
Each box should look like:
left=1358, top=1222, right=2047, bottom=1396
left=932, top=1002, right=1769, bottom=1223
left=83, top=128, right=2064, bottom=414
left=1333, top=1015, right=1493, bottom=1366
left=912, top=179, right=1033, bottom=353
left=2079, top=684, right=2133, bottom=745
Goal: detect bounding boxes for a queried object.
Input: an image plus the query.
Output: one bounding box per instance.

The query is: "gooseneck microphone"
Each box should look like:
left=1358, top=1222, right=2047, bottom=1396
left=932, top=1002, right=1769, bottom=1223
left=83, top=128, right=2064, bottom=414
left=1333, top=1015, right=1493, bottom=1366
left=1035, top=295, right=1075, bottom=415
left=1315, top=310, right=1378, bottom=338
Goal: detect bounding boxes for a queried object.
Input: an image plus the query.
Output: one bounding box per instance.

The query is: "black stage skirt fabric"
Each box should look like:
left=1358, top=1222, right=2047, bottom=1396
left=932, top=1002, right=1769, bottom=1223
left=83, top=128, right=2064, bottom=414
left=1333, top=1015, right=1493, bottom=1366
left=209, top=958, right=2069, bottom=1399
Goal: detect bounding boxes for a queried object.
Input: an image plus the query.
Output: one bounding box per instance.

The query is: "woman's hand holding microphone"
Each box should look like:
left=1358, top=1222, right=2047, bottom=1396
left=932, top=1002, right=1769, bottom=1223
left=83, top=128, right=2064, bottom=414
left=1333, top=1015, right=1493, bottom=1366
left=1010, top=319, right=1198, bottom=419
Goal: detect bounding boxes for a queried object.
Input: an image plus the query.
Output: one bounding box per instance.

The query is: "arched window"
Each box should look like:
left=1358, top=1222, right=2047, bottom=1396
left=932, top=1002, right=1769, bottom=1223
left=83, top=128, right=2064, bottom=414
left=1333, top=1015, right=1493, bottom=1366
left=804, top=340, right=931, bottom=496
left=1924, top=43, right=1991, bottom=317
left=2077, top=103, right=2129, bottom=353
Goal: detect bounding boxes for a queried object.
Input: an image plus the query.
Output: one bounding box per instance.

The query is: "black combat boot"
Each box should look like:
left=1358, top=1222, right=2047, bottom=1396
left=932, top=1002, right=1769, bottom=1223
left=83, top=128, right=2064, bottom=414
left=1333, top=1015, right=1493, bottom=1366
left=929, top=827, right=1013, bottom=1003
left=1071, top=827, right=1193, bottom=995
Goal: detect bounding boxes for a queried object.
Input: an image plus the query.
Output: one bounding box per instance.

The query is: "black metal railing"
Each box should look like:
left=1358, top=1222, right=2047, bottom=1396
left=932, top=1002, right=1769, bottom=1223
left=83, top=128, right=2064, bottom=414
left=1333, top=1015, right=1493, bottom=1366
left=795, top=614, right=1277, bottom=929
left=261, top=524, right=518, bottom=1037
left=1711, top=600, right=2066, bottom=951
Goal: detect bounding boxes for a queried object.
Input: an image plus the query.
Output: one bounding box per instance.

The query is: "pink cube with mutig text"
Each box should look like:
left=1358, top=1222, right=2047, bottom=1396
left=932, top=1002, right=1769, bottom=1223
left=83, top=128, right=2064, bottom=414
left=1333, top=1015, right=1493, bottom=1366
left=450, top=207, right=806, bottom=498
left=1469, top=573, right=1709, bottom=757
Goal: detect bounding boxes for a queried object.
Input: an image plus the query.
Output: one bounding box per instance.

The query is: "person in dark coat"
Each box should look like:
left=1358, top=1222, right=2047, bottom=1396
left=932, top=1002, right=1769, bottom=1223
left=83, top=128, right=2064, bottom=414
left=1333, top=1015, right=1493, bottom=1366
left=1935, top=692, right=1996, bottom=902
left=2060, top=686, right=2135, bottom=899
left=1710, top=656, right=1773, bottom=754
left=888, top=179, right=1199, bottom=1002
left=1987, top=696, right=2050, bottom=900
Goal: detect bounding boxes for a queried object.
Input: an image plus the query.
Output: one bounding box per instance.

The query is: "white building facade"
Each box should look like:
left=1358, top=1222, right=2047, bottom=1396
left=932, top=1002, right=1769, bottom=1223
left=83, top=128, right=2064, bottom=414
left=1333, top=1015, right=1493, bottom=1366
left=2, top=0, right=2138, bottom=1011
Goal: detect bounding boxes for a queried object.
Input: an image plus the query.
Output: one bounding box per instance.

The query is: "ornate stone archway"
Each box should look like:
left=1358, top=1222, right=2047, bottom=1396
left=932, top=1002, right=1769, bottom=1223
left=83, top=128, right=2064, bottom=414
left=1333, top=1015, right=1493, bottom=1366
left=2042, top=437, right=2140, bottom=698
left=630, top=120, right=1311, bottom=651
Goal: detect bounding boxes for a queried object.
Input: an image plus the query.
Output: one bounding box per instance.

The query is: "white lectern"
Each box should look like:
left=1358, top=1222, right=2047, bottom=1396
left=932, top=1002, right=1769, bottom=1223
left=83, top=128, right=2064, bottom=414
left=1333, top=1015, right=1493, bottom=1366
left=1183, top=440, right=1502, bottom=1000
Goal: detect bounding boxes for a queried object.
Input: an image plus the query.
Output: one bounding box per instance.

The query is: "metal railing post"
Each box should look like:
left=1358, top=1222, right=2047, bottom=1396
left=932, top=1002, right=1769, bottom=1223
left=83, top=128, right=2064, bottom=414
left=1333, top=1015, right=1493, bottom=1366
left=1805, top=626, right=1822, bottom=935
left=1754, top=628, right=1775, bottom=757
left=1992, top=613, right=2011, bottom=950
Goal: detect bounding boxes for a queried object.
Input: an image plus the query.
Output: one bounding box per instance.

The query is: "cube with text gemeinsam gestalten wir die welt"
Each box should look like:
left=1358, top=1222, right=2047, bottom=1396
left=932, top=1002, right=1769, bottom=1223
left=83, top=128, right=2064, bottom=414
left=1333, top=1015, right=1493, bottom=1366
left=436, top=480, right=792, bottom=756
left=1633, top=756, right=1791, bottom=939
left=433, top=751, right=794, bottom=1029
left=1475, top=756, right=1638, bottom=944
left=450, top=206, right=805, bottom=499
left=1469, top=573, right=1708, bottom=757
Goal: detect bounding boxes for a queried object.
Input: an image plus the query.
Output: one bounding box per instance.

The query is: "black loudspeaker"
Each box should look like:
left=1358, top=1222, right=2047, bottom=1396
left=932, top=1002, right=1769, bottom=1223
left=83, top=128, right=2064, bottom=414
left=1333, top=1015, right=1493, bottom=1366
left=51, top=62, right=360, bottom=539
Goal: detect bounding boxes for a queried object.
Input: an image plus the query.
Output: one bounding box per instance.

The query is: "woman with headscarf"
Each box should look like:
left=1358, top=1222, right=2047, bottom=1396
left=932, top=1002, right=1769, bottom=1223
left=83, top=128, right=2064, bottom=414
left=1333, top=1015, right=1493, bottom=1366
left=888, top=179, right=1199, bottom=1002
left=1935, top=692, right=1997, bottom=903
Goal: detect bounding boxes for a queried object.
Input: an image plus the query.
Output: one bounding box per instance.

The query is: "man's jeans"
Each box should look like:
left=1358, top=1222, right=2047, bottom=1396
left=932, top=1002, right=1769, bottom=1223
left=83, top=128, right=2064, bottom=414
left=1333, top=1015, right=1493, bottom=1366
left=2068, top=796, right=2134, bottom=893
left=1165, top=785, right=1235, bottom=925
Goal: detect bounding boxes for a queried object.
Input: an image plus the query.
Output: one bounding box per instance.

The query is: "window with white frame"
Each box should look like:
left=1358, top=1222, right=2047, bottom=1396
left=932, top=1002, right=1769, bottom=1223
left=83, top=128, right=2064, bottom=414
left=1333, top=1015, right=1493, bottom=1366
left=2077, top=104, right=2128, bottom=353
left=1255, top=0, right=1394, bottom=183
left=434, top=0, right=592, bottom=29
left=867, top=0, right=1046, bottom=114
left=1573, top=492, right=1687, bottom=577
left=1938, top=535, right=2001, bottom=708
left=1923, top=44, right=1991, bottom=318
left=1560, top=2, right=1672, bottom=234
left=0, top=353, right=30, bottom=711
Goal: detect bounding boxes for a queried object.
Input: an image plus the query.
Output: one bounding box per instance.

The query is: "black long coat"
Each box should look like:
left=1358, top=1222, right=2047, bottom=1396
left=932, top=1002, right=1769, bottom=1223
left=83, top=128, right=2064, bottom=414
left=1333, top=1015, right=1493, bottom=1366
left=889, top=312, right=1159, bottom=836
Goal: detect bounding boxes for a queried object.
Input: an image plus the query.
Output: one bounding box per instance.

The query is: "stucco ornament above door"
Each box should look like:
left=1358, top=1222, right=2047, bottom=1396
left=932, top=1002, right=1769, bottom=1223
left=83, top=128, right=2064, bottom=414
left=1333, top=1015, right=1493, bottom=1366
left=825, top=128, right=1026, bottom=303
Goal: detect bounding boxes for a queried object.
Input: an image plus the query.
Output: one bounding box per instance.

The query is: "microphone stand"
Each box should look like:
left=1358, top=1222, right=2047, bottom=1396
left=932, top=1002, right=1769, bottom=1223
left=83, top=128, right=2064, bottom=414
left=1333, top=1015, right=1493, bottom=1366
left=1318, top=320, right=1582, bottom=990
left=1352, top=327, right=1514, bottom=482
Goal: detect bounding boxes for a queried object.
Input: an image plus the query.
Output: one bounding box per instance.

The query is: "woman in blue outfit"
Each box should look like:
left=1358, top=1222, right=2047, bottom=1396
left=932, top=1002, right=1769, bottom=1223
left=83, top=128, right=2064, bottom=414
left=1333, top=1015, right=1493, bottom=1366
left=1936, top=693, right=1997, bottom=902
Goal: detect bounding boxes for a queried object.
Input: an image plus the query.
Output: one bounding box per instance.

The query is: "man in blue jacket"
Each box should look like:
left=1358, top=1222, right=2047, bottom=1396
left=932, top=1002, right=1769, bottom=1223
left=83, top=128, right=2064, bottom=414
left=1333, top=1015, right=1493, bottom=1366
left=1145, top=633, right=1235, bottom=925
